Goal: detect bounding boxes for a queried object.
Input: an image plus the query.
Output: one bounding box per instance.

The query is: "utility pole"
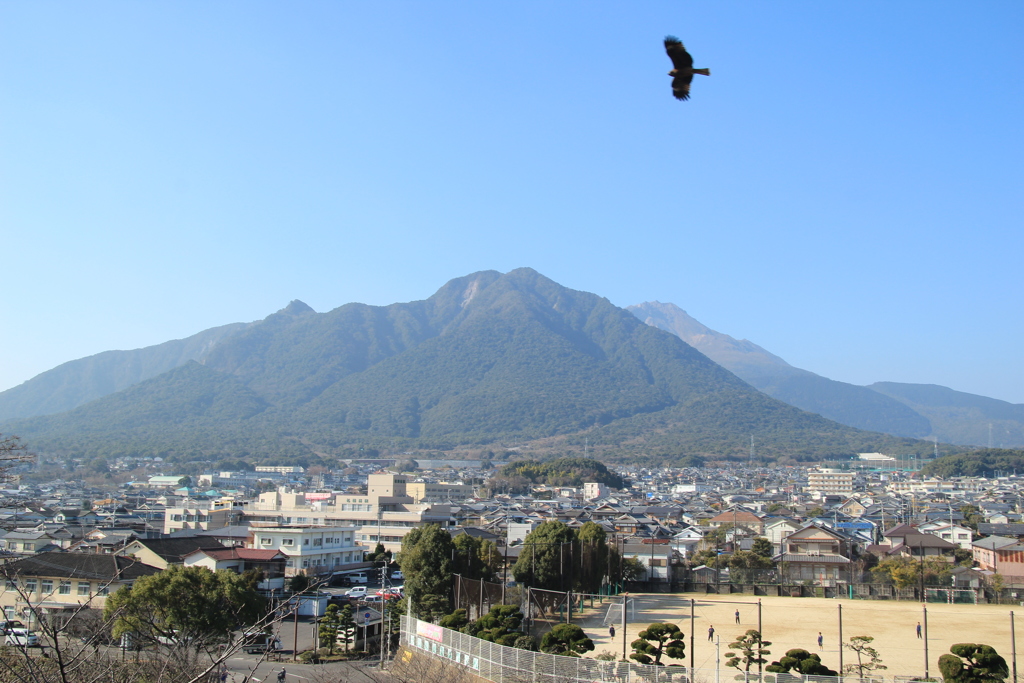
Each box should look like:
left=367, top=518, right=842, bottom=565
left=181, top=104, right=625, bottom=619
left=923, top=605, right=930, bottom=680
left=1012, top=611, right=1018, bottom=683
left=838, top=603, right=844, bottom=675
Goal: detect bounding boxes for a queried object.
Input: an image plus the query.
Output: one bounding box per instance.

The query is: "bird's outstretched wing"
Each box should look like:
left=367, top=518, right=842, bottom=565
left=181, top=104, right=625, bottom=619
left=664, top=36, right=693, bottom=70
left=671, top=74, right=693, bottom=100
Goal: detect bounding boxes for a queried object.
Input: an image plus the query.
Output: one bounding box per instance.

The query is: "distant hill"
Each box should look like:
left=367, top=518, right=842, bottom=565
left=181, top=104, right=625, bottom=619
left=3, top=269, right=929, bottom=463
left=0, top=322, right=249, bottom=421
left=628, top=302, right=933, bottom=438
left=869, top=382, right=1024, bottom=448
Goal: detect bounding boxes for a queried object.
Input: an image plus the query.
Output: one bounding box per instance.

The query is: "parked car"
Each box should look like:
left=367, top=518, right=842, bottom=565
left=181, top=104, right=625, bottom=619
left=390, top=570, right=403, bottom=580
left=375, top=588, right=401, bottom=600
left=1, top=621, right=39, bottom=648
left=346, top=586, right=368, bottom=599
left=345, top=572, right=368, bottom=585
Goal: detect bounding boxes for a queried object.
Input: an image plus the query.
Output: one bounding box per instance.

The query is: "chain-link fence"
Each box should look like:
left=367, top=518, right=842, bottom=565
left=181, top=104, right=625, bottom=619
left=400, top=615, right=895, bottom=683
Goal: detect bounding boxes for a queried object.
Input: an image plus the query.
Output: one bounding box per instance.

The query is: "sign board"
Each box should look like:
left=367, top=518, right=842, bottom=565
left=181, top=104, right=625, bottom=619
left=416, top=621, right=444, bottom=642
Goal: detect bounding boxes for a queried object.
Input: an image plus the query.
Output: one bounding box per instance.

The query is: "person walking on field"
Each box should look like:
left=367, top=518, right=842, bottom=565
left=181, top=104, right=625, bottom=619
left=916, top=622, right=922, bottom=639
left=708, top=625, right=715, bottom=641
left=609, top=626, right=615, bottom=639
left=735, top=609, right=740, bottom=624
left=817, top=632, right=823, bottom=650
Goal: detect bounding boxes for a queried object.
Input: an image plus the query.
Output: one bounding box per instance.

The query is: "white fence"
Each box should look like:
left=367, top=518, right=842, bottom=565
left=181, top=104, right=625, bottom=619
left=400, top=617, right=890, bottom=683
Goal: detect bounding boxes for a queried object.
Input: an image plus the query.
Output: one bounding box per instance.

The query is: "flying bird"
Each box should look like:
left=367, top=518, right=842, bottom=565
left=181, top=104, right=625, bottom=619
left=664, top=36, right=710, bottom=100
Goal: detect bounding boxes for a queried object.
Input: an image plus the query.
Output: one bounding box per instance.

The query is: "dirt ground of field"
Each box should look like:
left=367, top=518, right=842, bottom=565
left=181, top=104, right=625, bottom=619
left=571, top=592, right=1017, bottom=678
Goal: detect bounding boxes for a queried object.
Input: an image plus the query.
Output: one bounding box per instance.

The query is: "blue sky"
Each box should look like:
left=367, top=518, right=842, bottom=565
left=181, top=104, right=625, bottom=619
left=2, top=2, right=1022, bottom=403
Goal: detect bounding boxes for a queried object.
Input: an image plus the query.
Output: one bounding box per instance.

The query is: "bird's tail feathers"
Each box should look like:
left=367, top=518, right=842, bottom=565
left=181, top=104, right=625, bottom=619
left=694, top=68, right=711, bottom=76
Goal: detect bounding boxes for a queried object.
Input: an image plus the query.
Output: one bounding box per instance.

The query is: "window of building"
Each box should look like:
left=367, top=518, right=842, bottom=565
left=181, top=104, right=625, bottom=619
left=59, top=582, right=71, bottom=595
left=282, top=539, right=294, bottom=547
left=24, top=579, right=37, bottom=593
left=41, top=579, right=54, bottom=593
left=261, top=537, right=272, bottom=545
left=78, top=582, right=90, bottom=596
left=98, top=584, right=109, bottom=596
left=303, top=539, right=309, bottom=545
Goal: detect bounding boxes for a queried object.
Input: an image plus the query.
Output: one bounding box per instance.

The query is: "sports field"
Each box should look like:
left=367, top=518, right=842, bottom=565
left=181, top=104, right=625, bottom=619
left=577, top=592, right=1018, bottom=678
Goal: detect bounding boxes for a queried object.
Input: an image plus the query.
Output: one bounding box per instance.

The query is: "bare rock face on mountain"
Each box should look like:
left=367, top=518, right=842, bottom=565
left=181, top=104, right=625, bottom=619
left=628, top=301, right=933, bottom=438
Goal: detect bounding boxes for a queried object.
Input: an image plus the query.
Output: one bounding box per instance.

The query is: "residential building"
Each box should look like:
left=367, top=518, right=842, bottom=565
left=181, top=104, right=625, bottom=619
left=583, top=483, right=609, bottom=501
left=119, top=537, right=227, bottom=569
left=247, top=525, right=364, bottom=578
left=163, top=503, right=241, bottom=534
left=806, top=469, right=855, bottom=497
left=973, top=536, right=1024, bottom=582
left=182, top=548, right=288, bottom=590
left=0, top=552, right=161, bottom=622
left=775, top=523, right=853, bottom=586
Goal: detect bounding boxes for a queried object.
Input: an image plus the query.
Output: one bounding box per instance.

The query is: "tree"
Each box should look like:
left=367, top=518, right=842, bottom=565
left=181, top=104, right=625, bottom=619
left=511, top=520, right=576, bottom=590
left=338, top=603, right=356, bottom=653
left=453, top=533, right=495, bottom=581
left=843, top=635, right=887, bottom=679
left=751, top=537, right=773, bottom=559
left=289, top=573, right=311, bottom=593
left=416, top=594, right=451, bottom=624
left=629, top=623, right=686, bottom=665
left=540, top=623, right=595, bottom=657
left=728, top=550, right=774, bottom=583
left=725, top=630, right=772, bottom=673
left=319, top=604, right=341, bottom=654
left=399, top=524, right=455, bottom=614
left=0, top=432, right=33, bottom=481
left=576, top=522, right=609, bottom=594
left=766, top=648, right=837, bottom=676
left=939, top=644, right=1009, bottom=683
left=439, top=609, right=470, bottom=630
left=621, top=557, right=647, bottom=582
left=105, top=565, right=266, bottom=651
left=464, top=605, right=524, bottom=646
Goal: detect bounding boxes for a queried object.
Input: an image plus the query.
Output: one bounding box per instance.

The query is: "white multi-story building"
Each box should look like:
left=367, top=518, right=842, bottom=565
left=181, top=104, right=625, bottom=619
left=248, top=525, right=363, bottom=577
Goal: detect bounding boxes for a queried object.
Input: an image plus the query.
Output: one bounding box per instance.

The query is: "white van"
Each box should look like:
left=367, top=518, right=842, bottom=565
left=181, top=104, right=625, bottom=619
left=0, top=621, right=39, bottom=648
left=347, top=572, right=368, bottom=585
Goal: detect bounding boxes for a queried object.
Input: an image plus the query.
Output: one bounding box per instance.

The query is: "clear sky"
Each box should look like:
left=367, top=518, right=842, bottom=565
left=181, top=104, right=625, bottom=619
left=2, top=2, right=1022, bottom=403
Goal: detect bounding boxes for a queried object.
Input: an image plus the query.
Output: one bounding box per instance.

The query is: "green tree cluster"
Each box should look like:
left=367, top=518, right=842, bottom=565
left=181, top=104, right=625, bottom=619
left=766, top=648, right=837, bottom=676
left=540, top=623, right=595, bottom=657
left=939, top=644, right=1009, bottom=683
left=398, top=524, right=455, bottom=617
left=629, top=623, right=686, bottom=665
left=104, top=565, right=266, bottom=650
left=726, top=630, right=772, bottom=673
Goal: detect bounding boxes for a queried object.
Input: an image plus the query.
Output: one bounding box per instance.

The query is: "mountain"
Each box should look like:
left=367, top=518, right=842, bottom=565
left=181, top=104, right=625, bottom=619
left=628, top=301, right=1024, bottom=449
left=0, top=322, right=249, bottom=421
left=628, top=301, right=932, bottom=438
left=3, top=269, right=928, bottom=463
left=869, top=382, right=1024, bottom=448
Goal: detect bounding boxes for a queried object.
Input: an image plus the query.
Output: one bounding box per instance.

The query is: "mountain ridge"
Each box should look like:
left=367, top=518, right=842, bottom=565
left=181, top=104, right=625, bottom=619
left=2, top=268, right=931, bottom=462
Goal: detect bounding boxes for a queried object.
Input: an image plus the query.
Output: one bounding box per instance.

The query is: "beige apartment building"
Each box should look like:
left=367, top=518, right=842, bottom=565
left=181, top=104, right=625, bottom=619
left=0, top=552, right=161, bottom=623
left=243, top=474, right=456, bottom=553
left=806, top=469, right=856, bottom=497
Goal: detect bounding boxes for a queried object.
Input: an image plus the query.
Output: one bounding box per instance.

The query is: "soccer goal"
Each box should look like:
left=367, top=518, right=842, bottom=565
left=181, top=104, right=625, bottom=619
left=602, top=596, right=637, bottom=626
left=925, top=587, right=978, bottom=604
